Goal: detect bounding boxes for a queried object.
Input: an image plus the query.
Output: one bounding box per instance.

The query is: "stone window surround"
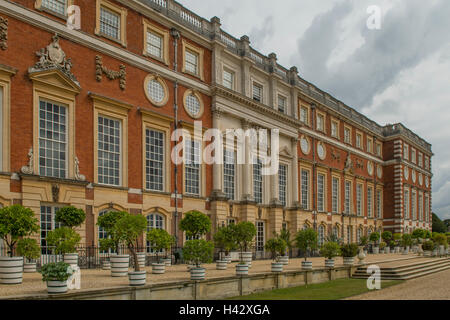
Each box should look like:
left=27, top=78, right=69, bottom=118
left=343, top=124, right=352, bottom=145
left=95, top=0, right=128, bottom=47
left=222, top=64, right=236, bottom=90
left=34, top=0, right=74, bottom=19
left=143, top=73, right=169, bottom=107
left=142, top=19, right=170, bottom=66
left=316, top=109, right=326, bottom=134
left=331, top=174, right=340, bottom=214
left=0, top=65, right=15, bottom=172
left=299, top=103, right=311, bottom=126
left=182, top=89, right=204, bottom=119
left=330, top=117, right=340, bottom=139
left=181, top=39, right=204, bottom=81
left=355, top=130, right=363, bottom=150
left=300, top=164, right=312, bottom=211
left=316, top=167, right=327, bottom=213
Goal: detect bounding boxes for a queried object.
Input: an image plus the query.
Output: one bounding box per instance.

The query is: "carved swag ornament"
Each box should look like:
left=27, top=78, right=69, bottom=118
left=28, top=34, right=80, bottom=87
left=0, top=16, right=7, bottom=50
left=95, top=55, right=126, bottom=90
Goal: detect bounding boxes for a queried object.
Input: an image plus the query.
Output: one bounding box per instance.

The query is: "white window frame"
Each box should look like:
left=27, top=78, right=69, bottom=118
left=145, top=128, right=165, bottom=192
left=356, top=184, right=363, bottom=217
left=367, top=187, right=373, bottom=218
left=184, top=139, right=201, bottom=196
left=332, top=177, right=339, bottom=213
left=345, top=181, right=351, bottom=215
left=252, top=82, right=263, bottom=103
left=301, top=169, right=310, bottom=210
left=279, top=164, right=288, bottom=206
left=404, top=188, right=410, bottom=219
left=97, top=115, right=122, bottom=186
left=223, top=69, right=234, bottom=90
left=253, top=158, right=263, bottom=204
left=317, top=173, right=325, bottom=212
left=223, top=149, right=236, bottom=200
left=256, top=221, right=265, bottom=252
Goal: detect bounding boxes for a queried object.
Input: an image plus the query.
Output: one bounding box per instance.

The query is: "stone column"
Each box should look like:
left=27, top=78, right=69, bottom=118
left=241, top=119, right=254, bottom=202
left=211, top=106, right=225, bottom=198
left=240, top=35, right=251, bottom=97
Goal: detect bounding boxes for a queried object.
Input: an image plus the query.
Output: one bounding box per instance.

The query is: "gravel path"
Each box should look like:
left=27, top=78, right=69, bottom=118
left=0, top=253, right=421, bottom=298
left=346, top=269, right=450, bottom=300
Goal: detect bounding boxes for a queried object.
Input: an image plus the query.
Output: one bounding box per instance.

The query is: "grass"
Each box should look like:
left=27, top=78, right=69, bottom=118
left=227, top=278, right=404, bottom=300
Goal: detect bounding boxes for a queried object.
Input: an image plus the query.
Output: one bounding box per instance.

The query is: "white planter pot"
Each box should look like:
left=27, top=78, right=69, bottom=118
left=432, top=249, right=438, bottom=257
left=129, top=271, right=147, bottom=286
left=439, top=246, right=446, bottom=256
left=271, top=262, right=283, bottom=273
left=110, top=254, right=129, bottom=277
left=394, top=247, right=400, bottom=254
left=343, top=257, right=355, bottom=266
left=278, top=256, right=289, bottom=266
left=240, top=252, right=252, bottom=268
left=216, top=261, right=228, bottom=270
left=423, top=251, right=431, bottom=257
left=63, top=253, right=78, bottom=267
left=236, top=264, right=249, bottom=276
left=161, top=258, right=172, bottom=266
left=385, top=247, right=390, bottom=254
left=152, top=263, right=166, bottom=274
left=325, top=259, right=335, bottom=268
left=190, top=267, right=205, bottom=281
left=102, top=260, right=111, bottom=270
left=23, top=262, right=37, bottom=273
left=302, top=261, right=312, bottom=270
left=136, top=253, right=146, bottom=269
left=403, top=247, right=410, bottom=255
left=373, top=247, right=379, bottom=254
left=224, top=255, right=232, bottom=264
left=0, top=256, right=24, bottom=284
left=47, top=280, right=68, bottom=294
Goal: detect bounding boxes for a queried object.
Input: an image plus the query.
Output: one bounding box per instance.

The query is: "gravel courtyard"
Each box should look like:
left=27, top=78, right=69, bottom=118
left=346, top=268, right=450, bottom=300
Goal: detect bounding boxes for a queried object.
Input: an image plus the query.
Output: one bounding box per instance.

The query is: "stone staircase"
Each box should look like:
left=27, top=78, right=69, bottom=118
left=352, top=257, right=450, bottom=280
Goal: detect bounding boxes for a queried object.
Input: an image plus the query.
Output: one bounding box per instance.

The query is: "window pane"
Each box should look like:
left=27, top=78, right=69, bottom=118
left=185, top=140, right=200, bottom=195
left=147, top=79, right=165, bottom=103
left=100, top=6, right=120, bottom=40
left=42, top=0, right=66, bottom=15
left=223, top=70, right=233, bottom=89
left=253, top=83, right=262, bottom=102
left=147, top=31, right=162, bottom=58
left=224, top=150, right=235, bottom=200
left=185, top=50, right=198, bottom=74
left=253, top=159, right=263, bottom=204
left=185, top=94, right=201, bottom=116
left=317, top=174, right=325, bottom=212
left=301, top=170, right=309, bottom=210
left=98, top=116, right=121, bottom=186
left=146, top=129, right=164, bottom=191
left=279, top=165, right=287, bottom=206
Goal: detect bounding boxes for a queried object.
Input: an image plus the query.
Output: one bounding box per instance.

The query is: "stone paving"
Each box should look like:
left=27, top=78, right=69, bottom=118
left=0, top=253, right=424, bottom=298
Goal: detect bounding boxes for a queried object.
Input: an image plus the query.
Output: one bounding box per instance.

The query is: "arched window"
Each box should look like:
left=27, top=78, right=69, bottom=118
left=318, top=225, right=325, bottom=246
left=146, top=213, right=165, bottom=253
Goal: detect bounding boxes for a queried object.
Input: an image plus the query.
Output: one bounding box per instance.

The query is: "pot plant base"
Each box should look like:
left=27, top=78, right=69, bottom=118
left=190, top=267, right=206, bottom=281
left=236, top=264, right=249, bottom=276
left=129, top=271, right=147, bottom=286
left=0, top=257, right=24, bottom=285
left=301, top=261, right=313, bottom=270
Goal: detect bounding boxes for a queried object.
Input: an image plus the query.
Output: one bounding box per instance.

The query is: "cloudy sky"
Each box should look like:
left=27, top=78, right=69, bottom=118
left=182, top=0, right=450, bottom=220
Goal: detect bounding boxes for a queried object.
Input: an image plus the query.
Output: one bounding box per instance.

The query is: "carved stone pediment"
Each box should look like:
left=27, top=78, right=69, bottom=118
left=0, top=16, right=8, bottom=50
left=279, top=146, right=293, bottom=158
left=28, top=34, right=80, bottom=88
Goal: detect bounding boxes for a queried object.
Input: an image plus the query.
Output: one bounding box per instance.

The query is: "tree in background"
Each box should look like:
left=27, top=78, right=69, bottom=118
left=432, top=213, right=447, bottom=233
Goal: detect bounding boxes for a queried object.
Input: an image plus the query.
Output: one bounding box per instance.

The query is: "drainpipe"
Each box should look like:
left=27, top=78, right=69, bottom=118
left=171, top=28, right=180, bottom=248
left=311, top=103, right=317, bottom=231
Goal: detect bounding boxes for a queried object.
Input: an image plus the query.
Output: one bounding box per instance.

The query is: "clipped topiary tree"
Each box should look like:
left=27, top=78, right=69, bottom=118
left=147, top=228, right=175, bottom=263
left=17, top=238, right=41, bottom=262
left=213, top=224, right=237, bottom=259
left=46, top=227, right=81, bottom=255
left=97, top=211, right=127, bottom=254
left=295, top=228, right=318, bottom=262
left=182, top=239, right=214, bottom=267
left=0, top=205, right=40, bottom=257
left=180, top=210, right=212, bottom=240
left=382, top=231, right=393, bottom=243
left=55, top=206, right=86, bottom=230
left=369, top=232, right=381, bottom=246
left=265, top=237, right=287, bottom=261
left=234, top=221, right=257, bottom=259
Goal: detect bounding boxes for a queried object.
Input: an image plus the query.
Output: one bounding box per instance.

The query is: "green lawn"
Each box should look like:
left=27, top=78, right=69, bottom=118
left=227, top=278, right=404, bottom=300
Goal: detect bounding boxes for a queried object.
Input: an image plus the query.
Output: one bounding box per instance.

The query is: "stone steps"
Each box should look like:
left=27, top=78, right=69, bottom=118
left=352, top=257, right=450, bottom=280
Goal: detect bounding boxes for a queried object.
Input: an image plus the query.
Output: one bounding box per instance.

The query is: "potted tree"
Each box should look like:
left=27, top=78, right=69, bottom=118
left=16, top=238, right=41, bottom=273
left=320, top=241, right=341, bottom=268
left=46, top=227, right=81, bottom=266
left=54, top=206, right=86, bottom=266
left=341, top=243, right=359, bottom=266
left=113, top=213, right=148, bottom=286
left=402, top=234, right=412, bottom=255
left=97, top=211, right=128, bottom=276
left=234, top=221, right=257, bottom=275
left=213, top=225, right=236, bottom=270
left=358, top=236, right=368, bottom=262
left=39, top=261, right=73, bottom=294
left=0, top=205, right=40, bottom=284
left=265, top=237, right=286, bottom=273
left=295, top=228, right=318, bottom=270
left=433, top=233, right=448, bottom=257
left=379, top=242, right=387, bottom=254
left=182, top=239, right=214, bottom=280
left=422, top=240, right=435, bottom=257
left=369, top=232, right=380, bottom=254
left=381, top=231, right=392, bottom=254
left=278, top=228, right=292, bottom=265
left=393, top=233, right=402, bottom=253
left=147, top=228, right=175, bottom=274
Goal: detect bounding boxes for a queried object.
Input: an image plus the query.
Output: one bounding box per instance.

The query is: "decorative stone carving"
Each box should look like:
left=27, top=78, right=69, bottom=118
left=21, top=148, right=34, bottom=175
left=95, top=55, right=126, bottom=90
left=356, top=159, right=364, bottom=170
left=29, top=34, right=80, bottom=87
left=0, top=16, right=8, bottom=50
left=344, top=154, right=354, bottom=174
left=74, top=156, right=86, bottom=181
left=52, top=184, right=60, bottom=203
left=331, top=148, right=340, bottom=161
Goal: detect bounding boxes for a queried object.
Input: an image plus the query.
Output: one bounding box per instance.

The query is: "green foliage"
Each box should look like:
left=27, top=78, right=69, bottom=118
left=369, top=232, right=380, bottom=244
left=16, top=238, right=41, bottom=261
left=147, top=228, right=175, bottom=261
left=320, top=242, right=341, bottom=259
left=114, top=213, right=147, bottom=271
left=432, top=213, right=447, bottom=233
left=55, top=206, right=86, bottom=229
left=40, top=262, right=73, bottom=282
left=234, top=222, right=257, bottom=253
left=411, top=229, right=426, bottom=239
left=213, top=225, right=237, bottom=255
left=422, top=240, right=435, bottom=251
left=401, top=234, right=412, bottom=248
left=182, top=240, right=214, bottom=267
left=179, top=211, right=211, bottom=239
left=46, top=227, right=81, bottom=255
left=379, top=242, right=386, bottom=250
left=393, top=233, right=402, bottom=242
left=389, top=241, right=396, bottom=248
left=340, top=243, right=359, bottom=257
left=97, top=211, right=127, bottom=253
left=424, top=230, right=432, bottom=239
left=381, top=231, right=392, bottom=243
left=359, top=236, right=368, bottom=246
left=0, top=205, right=40, bottom=257
left=295, top=229, right=318, bottom=261
left=265, top=237, right=287, bottom=260
left=279, top=229, right=293, bottom=249
left=432, top=233, right=448, bottom=248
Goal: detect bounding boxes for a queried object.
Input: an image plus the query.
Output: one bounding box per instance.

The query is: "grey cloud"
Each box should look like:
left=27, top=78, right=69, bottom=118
left=249, top=16, right=275, bottom=51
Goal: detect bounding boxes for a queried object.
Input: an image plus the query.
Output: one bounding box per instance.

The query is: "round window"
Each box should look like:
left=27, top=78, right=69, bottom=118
left=300, top=136, right=310, bottom=155
left=317, top=142, right=326, bottom=160
left=377, top=165, right=383, bottom=179
left=144, top=75, right=168, bottom=107
left=184, top=91, right=203, bottom=118
left=367, top=162, right=374, bottom=176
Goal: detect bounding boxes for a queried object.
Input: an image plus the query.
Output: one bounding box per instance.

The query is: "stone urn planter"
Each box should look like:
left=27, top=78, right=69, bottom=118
left=152, top=263, right=166, bottom=274
left=129, top=271, right=147, bottom=286
left=358, top=248, right=366, bottom=264
left=325, top=259, right=335, bottom=268
left=63, top=253, right=78, bottom=267
left=278, top=255, right=289, bottom=266
left=47, top=280, right=68, bottom=294
left=240, top=252, right=252, bottom=268
left=271, top=262, right=283, bottom=273
left=190, top=267, right=206, bottom=281
left=0, top=256, right=24, bottom=284
left=161, top=258, right=172, bottom=266
left=102, top=260, right=111, bottom=270
left=110, top=254, right=129, bottom=277
left=236, top=263, right=249, bottom=276
left=301, top=261, right=313, bottom=270
left=216, top=260, right=228, bottom=270
left=372, top=247, right=379, bottom=254
left=24, top=261, right=37, bottom=273
left=343, top=257, right=355, bottom=266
